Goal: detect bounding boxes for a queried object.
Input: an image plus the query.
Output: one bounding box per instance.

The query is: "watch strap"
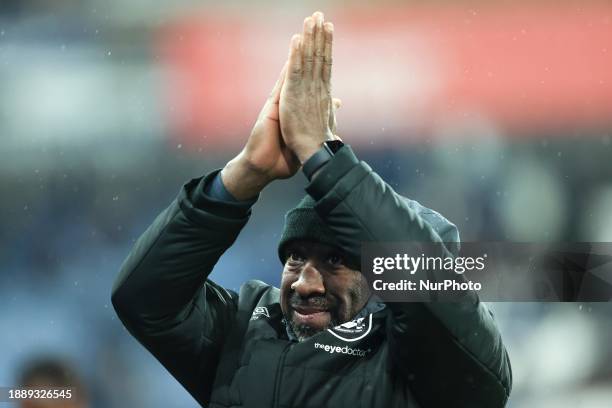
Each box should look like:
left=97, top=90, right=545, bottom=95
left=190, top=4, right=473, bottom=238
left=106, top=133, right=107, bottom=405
left=302, top=146, right=333, bottom=181
left=302, top=140, right=345, bottom=181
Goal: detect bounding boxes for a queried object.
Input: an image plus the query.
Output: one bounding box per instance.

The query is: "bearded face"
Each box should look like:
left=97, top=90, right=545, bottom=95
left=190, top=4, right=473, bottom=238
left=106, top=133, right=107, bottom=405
left=279, top=240, right=369, bottom=341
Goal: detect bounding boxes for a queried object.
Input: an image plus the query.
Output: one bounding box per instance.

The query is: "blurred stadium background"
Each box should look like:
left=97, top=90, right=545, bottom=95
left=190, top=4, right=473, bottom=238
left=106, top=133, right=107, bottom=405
left=1, top=1, right=611, bottom=407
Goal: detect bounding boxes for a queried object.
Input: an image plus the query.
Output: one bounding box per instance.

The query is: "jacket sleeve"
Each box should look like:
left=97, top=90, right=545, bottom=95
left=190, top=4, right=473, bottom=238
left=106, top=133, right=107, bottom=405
left=305, top=146, right=512, bottom=407
left=111, top=171, right=251, bottom=406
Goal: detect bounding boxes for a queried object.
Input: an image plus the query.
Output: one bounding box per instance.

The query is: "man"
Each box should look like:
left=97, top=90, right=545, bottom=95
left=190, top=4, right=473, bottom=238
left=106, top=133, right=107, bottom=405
left=112, top=12, right=512, bottom=407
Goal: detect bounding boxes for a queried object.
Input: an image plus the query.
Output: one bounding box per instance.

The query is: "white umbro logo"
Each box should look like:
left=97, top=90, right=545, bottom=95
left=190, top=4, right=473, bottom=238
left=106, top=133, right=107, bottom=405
left=250, top=306, right=270, bottom=320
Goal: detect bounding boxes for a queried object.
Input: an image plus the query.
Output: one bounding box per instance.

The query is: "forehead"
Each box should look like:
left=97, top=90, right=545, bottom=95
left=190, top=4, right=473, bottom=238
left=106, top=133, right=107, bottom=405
left=283, top=240, right=362, bottom=272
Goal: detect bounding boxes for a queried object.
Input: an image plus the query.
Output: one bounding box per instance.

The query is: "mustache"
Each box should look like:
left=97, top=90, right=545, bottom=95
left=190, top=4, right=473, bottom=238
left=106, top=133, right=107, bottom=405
left=289, top=293, right=333, bottom=309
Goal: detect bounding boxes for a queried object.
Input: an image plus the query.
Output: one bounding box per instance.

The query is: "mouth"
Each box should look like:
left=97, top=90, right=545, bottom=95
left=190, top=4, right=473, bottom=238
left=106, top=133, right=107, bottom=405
left=292, top=306, right=331, bottom=329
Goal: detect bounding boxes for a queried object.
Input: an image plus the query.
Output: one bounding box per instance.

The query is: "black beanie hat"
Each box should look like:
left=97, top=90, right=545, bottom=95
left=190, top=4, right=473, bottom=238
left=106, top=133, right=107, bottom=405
left=277, top=195, right=345, bottom=265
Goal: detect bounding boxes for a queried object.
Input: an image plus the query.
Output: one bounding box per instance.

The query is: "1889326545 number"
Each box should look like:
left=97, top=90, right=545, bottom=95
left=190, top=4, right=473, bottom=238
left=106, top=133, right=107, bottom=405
left=1, top=387, right=73, bottom=401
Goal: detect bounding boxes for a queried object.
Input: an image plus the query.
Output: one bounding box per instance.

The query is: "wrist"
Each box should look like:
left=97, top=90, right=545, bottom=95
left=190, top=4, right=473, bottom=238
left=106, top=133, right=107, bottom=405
left=295, top=143, right=321, bottom=164
left=292, top=133, right=333, bottom=164
left=220, top=154, right=272, bottom=201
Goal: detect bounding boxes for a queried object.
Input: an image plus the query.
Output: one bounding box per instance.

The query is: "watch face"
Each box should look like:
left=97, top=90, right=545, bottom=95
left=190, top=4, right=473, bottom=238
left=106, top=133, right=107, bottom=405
left=325, top=140, right=345, bottom=154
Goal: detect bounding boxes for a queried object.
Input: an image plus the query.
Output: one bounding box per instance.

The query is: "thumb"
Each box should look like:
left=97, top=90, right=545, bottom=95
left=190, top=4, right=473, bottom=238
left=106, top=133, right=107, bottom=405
left=329, top=97, right=342, bottom=134
left=258, top=62, right=288, bottom=122
left=333, top=98, right=342, bottom=110
left=269, top=61, right=288, bottom=104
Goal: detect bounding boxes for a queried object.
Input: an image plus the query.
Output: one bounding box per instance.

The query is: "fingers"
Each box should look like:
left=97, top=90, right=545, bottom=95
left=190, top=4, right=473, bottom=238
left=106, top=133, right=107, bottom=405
left=312, top=12, right=325, bottom=81
left=295, top=12, right=332, bottom=83
left=302, top=16, right=315, bottom=75
left=287, top=34, right=302, bottom=81
left=323, top=22, right=334, bottom=84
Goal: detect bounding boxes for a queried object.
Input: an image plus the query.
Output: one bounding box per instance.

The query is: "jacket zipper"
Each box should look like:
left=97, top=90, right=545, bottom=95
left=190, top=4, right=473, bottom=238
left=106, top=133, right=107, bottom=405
left=272, top=343, right=292, bottom=408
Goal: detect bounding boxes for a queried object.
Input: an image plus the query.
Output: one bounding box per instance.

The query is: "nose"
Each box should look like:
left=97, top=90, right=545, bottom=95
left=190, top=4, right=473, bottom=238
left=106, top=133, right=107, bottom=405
left=291, top=262, right=325, bottom=297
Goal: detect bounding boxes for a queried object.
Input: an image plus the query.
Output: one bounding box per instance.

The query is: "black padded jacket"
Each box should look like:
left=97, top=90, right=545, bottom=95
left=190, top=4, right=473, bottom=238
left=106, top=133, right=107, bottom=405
left=111, top=146, right=512, bottom=408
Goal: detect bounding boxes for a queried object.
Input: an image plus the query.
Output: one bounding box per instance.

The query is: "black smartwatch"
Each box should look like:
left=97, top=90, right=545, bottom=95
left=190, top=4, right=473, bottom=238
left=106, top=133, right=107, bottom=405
left=302, top=140, right=345, bottom=181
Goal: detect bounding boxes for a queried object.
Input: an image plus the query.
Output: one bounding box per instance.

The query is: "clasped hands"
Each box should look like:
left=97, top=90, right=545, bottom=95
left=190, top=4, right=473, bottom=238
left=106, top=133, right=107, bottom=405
left=222, top=12, right=339, bottom=200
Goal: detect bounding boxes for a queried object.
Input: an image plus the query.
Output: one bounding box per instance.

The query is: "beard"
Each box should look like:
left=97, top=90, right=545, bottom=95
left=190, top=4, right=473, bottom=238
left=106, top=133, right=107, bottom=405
left=286, top=311, right=340, bottom=342
left=285, top=293, right=340, bottom=342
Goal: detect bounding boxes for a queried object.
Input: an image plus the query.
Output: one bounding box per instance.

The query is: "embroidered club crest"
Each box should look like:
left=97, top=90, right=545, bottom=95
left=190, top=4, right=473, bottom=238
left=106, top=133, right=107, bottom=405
left=327, top=314, right=373, bottom=342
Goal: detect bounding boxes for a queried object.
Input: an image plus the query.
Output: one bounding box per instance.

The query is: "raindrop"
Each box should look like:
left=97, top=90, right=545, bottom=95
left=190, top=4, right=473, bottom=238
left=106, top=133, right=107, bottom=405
left=112, top=196, right=119, bottom=201
left=177, top=144, right=182, bottom=149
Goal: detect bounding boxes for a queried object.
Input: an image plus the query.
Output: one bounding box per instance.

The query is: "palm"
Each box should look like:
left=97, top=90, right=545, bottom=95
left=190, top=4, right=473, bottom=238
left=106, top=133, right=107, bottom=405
left=248, top=109, right=300, bottom=180
left=243, top=55, right=339, bottom=182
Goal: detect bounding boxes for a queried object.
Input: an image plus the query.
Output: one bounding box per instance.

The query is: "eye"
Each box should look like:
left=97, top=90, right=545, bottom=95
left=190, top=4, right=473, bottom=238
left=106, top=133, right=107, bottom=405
left=287, top=252, right=305, bottom=264
left=327, top=253, right=344, bottom=267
